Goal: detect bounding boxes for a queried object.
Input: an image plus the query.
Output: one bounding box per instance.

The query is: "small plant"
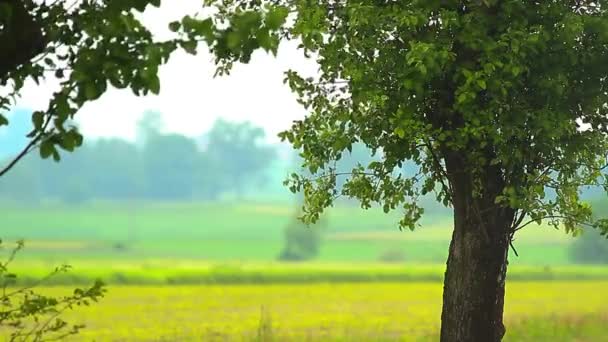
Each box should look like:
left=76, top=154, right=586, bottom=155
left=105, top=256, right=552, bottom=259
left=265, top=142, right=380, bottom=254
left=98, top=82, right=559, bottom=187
left=277, top=213, right=323, bottom=262
left=255, top=305, right=273, bottom=342
left=0, top=239, right=106, bottom=342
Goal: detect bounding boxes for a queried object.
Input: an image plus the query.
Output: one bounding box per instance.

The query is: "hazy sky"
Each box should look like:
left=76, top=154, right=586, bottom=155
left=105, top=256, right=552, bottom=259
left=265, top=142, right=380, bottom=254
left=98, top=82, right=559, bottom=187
left=15, top=1, right=318, bottom=143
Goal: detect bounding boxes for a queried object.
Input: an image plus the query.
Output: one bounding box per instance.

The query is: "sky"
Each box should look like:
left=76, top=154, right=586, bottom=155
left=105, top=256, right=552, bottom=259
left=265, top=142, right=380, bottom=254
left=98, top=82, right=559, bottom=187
left=14, top=1, right=319, bottom=143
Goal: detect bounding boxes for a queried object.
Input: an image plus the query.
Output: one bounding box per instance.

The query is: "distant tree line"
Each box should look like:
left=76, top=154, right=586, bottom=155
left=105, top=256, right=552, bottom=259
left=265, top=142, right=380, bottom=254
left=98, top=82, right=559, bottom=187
left=0, top=113, right=277, bottom=203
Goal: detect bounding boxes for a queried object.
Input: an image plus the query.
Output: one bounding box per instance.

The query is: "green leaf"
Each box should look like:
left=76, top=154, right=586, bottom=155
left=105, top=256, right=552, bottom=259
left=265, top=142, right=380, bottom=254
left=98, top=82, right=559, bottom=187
left=168, top=21, right=181, bottom=32
left=132, top=0, right=149, bottom=12
left=265, top=6, right=289, bottom=30
left=0, top=115, right=7, bottom=126
left=148, top=75, right=160, bottom=95
left=32, top=111, right=44, bottom=130
left=84, top=82, right=99, bottom=100
left=52, top=149, right=61, bottom=162
left=39, top=140, right=55, bottom=159
left=394, top=127, right=405, bottom=138
left=180, top=40, right=197, bottom=55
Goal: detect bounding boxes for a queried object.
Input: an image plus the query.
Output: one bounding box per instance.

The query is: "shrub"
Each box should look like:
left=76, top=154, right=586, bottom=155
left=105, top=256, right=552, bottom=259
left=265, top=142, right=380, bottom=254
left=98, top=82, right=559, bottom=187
left=0, top=240, right=106, bottom=341
left=277, top=215, right=323, bottom=262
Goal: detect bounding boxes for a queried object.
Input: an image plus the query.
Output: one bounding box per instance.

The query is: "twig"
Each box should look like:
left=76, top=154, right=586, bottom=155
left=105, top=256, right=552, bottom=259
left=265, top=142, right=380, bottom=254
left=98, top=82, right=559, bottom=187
left=0, top=114, right=52, bottom=178
left=514, top=214, right=596, bottom=232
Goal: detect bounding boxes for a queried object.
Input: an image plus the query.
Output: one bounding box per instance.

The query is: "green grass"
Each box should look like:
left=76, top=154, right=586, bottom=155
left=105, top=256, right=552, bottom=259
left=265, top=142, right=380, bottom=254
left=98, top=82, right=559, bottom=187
left=0, top=199, right=603, bottom=340
left=7, top=261, right=608, bottom=285
left=0, top=200, right=582, bottom=265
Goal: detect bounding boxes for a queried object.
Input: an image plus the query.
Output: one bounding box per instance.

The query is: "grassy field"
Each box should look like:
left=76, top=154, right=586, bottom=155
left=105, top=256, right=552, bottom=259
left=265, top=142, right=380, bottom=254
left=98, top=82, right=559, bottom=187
left=6, top=261, right=608, bottom=285
left=0, top=200, right=606, bottom=340
left=25, top=281, right=606, bottom=341
left=0, top=201, right=579, bottom=265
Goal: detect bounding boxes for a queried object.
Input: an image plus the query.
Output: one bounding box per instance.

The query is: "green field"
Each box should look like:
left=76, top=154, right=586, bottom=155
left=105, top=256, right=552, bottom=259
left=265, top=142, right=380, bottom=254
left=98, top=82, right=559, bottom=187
left=6, top=261, right=608, bottom=286
left=2, top=200, right=606, bottom=341
left=1, top=201, right=578, bottom=265
left=25, top=281, right=606, bottom=341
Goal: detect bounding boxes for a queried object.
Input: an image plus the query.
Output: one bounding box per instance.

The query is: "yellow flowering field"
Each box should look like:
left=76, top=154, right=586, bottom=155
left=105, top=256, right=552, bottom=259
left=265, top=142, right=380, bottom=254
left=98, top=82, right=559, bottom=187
left=37, top=281, right=608, bottom=341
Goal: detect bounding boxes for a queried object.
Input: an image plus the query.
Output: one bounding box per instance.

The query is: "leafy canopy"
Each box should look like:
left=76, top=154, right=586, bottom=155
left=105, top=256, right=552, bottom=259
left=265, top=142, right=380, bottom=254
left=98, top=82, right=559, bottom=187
left=2, top=1, right=607, bottom=237
left=0, top=0, right=175, bottom=172
left=174, top=1, right=608, bottom=235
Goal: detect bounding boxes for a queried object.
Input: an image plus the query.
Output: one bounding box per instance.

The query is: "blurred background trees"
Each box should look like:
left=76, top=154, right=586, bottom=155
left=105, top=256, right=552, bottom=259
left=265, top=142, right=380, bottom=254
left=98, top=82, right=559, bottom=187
left=0, top=113, right=278, bottom=203
left=570, top=200, right=608, bottom=264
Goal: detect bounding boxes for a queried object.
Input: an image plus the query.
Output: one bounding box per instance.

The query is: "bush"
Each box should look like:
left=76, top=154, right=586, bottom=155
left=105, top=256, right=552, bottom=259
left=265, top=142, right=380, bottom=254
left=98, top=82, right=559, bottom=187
left=569, top=229, right=608, bottom=264
left=0, top=240, right=106, bottom=341
left=277, top=216, right=323, bottom=262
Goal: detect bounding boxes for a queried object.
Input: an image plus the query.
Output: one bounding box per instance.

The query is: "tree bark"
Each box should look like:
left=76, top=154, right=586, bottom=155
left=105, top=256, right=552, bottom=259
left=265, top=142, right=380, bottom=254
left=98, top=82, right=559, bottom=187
left=440, top=154, right=515, bottom=342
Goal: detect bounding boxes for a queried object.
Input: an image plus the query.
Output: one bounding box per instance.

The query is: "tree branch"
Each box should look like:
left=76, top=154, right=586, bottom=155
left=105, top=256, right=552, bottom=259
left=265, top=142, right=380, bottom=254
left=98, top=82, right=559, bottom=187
left=423, top=139, right=453, bottom=201
left=514, top=214, right=596, bottom=232
left=0, top=114, right=51, bottom=178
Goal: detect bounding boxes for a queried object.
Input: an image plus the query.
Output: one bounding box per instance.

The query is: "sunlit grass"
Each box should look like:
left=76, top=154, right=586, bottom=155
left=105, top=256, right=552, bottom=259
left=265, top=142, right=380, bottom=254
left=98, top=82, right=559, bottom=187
left=28, top=281, right=607, bottom=341
left=6, top=260, right=608, bottom=286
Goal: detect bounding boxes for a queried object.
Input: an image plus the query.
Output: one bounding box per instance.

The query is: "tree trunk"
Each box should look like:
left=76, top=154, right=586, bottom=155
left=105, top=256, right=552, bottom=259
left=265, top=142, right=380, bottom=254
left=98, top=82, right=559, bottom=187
left=439, top=154, right=515, bottom=342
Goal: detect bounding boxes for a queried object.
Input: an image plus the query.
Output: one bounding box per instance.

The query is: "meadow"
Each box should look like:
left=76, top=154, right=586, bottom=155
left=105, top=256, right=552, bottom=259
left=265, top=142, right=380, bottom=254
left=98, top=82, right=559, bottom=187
left=6, top=261, right=608, bottom=286
left=1, top=200, right=607, bottom=341
left=1, top=200, right=579, bottom=265
left=34, top=281, right=607, bottom=341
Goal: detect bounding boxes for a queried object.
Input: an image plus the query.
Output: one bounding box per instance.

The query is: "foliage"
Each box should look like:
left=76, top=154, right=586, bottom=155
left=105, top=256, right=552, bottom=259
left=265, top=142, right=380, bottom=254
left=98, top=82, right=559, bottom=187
left=0, top=0, right=177, bottom=174
left=2, top=1, right=606, bottom=236
left=175, top=0, right=608, bottom=236
left=0, top=240, right=105, bottom=342
left=173, top=5, right=608, bottom=335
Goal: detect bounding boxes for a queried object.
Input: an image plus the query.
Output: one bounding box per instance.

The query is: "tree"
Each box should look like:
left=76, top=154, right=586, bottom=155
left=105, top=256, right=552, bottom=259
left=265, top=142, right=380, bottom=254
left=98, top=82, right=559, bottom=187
left=3, top=1, right=608, bottom=341
left=570, top=228, right=608, bottom=264
left=86, top=139, right=143, bottom=200
left=204, top=119, right=277, bottom=198
left=1, top=1, right=174, bottom=339
left=333, top=142, right=377, bottom=192
left=0, top=0, right=176, bottom=177
left=174, top=2, right=608, bottom=341
left=142, top=133, right=199, bottom=200
left=570, top=199, right=608, bottom=264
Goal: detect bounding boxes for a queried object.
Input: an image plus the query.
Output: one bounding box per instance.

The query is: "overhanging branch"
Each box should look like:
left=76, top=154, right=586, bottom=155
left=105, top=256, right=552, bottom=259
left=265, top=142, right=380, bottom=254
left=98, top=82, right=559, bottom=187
left=0, top=114, right=51, bottom=178
left=514, top=214, right=596, bottom=232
